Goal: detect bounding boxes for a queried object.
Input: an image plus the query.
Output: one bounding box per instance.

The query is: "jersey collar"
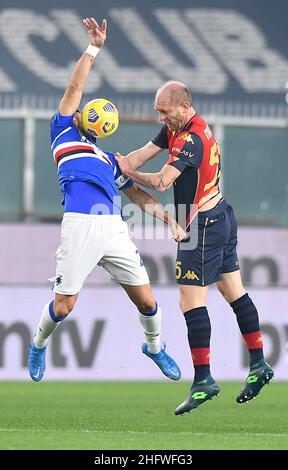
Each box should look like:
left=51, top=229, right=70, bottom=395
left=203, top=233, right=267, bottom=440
left=182, top=112, right=198, bottom=132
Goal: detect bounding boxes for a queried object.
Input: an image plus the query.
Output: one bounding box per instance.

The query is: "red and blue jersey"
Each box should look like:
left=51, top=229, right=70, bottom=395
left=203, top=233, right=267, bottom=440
left=50, top=112, right=132, bottom=214
left=152, top=114, right=221, bottom=229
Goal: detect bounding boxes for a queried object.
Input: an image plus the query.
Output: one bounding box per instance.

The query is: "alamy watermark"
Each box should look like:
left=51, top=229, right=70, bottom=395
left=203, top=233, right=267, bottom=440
left=89, top=196, right=199, bottom=250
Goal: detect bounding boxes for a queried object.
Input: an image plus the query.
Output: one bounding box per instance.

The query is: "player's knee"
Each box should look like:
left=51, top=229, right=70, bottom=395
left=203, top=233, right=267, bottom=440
left=136, top=297, right=156, bottom=312
left=217, top=285, right=232, bottom=303
left=179, top=299, right=194, bottom=313
left=217, top=285, right=244, bottom=304
left=53, top=301, right=75, bottom=319
left=179, top=297, right=205, bottom=313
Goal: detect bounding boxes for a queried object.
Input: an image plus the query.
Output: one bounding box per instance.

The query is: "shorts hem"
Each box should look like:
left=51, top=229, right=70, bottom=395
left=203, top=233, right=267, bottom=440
left=63, top=212, right=122, bottom=221
left=116, top=278, right=150, bottom=286
left=176, top=275, right=221, bottom=286
left=53, top=287, right=81, bottom=295
left=221, top=266, right=240, bottom=274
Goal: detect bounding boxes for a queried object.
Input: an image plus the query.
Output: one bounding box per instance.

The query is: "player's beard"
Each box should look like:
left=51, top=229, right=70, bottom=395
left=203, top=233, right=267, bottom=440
left=167, top=122, right=177, bottom=132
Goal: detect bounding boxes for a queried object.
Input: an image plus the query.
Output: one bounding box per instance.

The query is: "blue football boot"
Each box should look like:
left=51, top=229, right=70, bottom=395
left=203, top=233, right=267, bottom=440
left=142, top=342, right=181, bottom=380
left=28, top=343, right=46, bottom=382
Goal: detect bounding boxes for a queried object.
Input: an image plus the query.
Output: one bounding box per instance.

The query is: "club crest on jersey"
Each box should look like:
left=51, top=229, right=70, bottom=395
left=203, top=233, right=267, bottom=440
left=180, top=133, right=194, bottom=144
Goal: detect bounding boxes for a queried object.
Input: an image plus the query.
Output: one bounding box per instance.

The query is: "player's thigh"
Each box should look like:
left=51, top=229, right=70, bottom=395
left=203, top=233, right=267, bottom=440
left=99, top=222, right=150, bottom=287
left=216, top=270, right=246, bottom=303
left=53, top=214, right=103, bottom=295
left=178, top=284, right=209, bottom=312
left=120, top=283, right=156, bottom=312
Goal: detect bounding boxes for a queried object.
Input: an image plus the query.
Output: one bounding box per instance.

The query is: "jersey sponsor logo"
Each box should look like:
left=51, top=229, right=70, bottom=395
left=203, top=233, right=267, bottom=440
left=180, top=150, right=195, bottom=158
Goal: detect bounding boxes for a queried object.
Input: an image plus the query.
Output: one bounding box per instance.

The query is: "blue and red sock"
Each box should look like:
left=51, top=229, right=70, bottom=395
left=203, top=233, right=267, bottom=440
left=184, top=306, right=211, bottom=383
left=230, top=293, right=264, bottom=367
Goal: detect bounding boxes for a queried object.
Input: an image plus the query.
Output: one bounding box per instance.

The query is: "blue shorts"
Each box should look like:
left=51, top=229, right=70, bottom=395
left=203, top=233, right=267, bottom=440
left=176, top=199, right=239, bottom=286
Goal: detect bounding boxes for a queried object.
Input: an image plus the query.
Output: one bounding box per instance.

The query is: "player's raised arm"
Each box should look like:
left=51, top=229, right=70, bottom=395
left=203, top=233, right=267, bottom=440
left=59, top=17, right=107, bottom=116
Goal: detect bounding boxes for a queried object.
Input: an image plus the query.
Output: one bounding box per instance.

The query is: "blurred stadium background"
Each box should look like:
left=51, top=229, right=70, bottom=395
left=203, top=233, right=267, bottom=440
left=0, top=0, right=288, bottom=450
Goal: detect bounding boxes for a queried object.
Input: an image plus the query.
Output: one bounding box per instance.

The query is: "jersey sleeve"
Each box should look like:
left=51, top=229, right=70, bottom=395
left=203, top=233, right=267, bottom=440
left=151, top=125, right=169, bottom=149
left=106, top=152, right=133, bottom=191
left=50, top=112, right=75, bottom=144
left=168, top=132, right=204, bottom=172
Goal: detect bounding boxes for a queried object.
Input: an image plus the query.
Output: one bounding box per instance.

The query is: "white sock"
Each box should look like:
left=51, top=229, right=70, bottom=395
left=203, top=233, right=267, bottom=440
left=33, top=301, right=62, bottom=349
left=138, top=304, right=161, bottom=354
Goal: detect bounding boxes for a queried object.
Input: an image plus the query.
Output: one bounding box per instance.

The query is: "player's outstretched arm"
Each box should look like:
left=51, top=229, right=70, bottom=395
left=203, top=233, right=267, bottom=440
left=123, top=184, right=187, bottom=242
left=117, top=158, right=180, bottom=192
left=59, top=17, right=107, bottom=116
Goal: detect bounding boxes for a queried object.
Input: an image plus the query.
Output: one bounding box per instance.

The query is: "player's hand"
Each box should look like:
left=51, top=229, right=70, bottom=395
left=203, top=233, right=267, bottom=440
left=170, top=222, right=187, bottom=242
left=115, top=153, right=132, bottom=176
left=83, top=17, right=107, bottom=48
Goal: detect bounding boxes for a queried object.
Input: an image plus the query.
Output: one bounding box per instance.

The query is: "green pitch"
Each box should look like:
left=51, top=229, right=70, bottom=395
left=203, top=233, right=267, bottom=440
left=0, top=381, right=287, bottom=450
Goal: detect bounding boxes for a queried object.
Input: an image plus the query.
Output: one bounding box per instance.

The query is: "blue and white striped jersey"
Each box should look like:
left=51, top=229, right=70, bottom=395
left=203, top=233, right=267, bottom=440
left=50, top=112, right=132, bottom=213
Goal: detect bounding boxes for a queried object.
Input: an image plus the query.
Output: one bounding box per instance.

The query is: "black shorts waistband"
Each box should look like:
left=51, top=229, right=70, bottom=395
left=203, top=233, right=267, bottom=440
left=198, top=198, right=227, bottom=218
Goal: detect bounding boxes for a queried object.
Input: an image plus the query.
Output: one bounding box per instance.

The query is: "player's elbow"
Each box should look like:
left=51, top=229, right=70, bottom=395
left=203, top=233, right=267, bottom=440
left=152, top=173, right=174, bottom=192
left=157, top=186, right=167, bottom=192
left=156, top=182, right=171, bottom=192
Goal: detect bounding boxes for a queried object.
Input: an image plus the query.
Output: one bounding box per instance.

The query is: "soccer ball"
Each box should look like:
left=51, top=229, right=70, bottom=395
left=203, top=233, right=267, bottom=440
left=81, top=98, right=119, bottom=139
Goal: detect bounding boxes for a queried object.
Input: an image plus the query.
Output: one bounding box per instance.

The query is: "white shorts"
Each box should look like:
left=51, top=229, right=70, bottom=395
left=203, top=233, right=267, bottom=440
left=52, top=213, right=150, bottom=295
